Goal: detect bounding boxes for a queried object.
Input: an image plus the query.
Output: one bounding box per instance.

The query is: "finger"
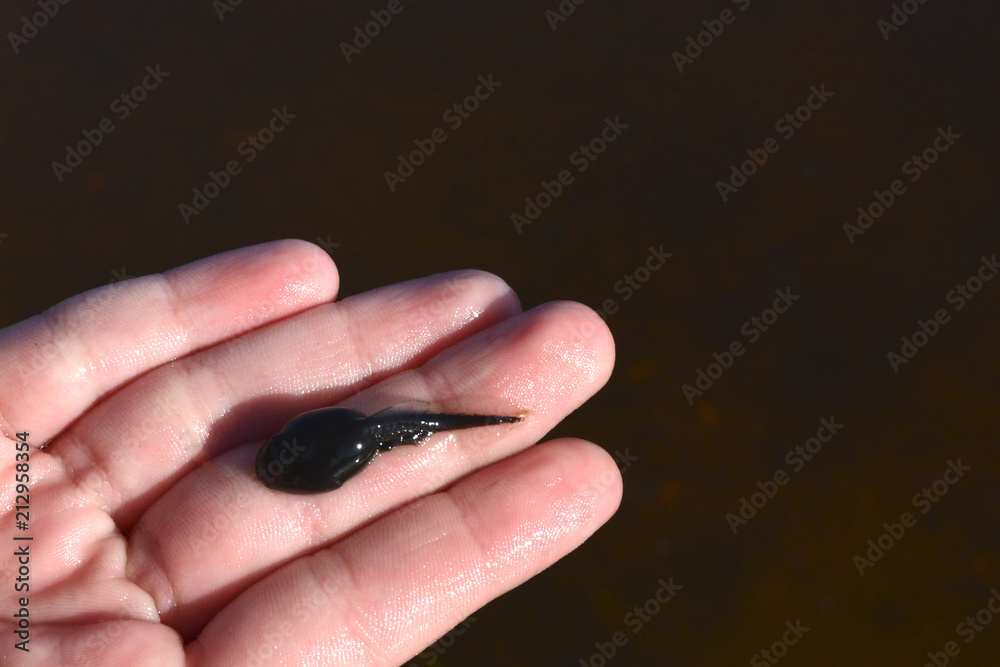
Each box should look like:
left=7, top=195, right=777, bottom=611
left=15, top=620, right=184, bottom=667
left=0, top=239, right=338, bottom=446
left=127, top=302, right=613, bottom=639
left=42, top=270, right=521, bottom=525
left=187, top=438, right=623, bottom=667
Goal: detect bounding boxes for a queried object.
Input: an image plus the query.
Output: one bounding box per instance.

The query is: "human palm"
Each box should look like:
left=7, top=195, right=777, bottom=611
left=0, top=240, right=619, bottom=666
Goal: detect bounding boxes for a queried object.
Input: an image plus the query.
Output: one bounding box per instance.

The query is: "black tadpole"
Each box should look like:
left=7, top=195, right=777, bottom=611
left=255, top=406, right=523, bottom=494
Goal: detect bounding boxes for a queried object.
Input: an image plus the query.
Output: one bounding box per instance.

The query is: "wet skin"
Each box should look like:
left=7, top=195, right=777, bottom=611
left=256, top=407, right=523, bottom=493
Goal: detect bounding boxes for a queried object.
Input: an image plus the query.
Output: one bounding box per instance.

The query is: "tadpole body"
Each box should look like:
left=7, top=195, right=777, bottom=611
left=255, top=406, right=522, bottom=494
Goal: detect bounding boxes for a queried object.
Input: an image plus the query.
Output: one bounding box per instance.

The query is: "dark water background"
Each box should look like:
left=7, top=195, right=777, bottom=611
left=3, top=0, right=1000, bottom=664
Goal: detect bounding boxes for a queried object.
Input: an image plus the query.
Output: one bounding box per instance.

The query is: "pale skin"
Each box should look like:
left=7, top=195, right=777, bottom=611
left=0, top=239, right=621, bottom=666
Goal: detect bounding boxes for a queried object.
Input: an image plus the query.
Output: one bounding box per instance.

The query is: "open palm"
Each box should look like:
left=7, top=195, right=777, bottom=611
left=0, top=240, right=619, bottom=666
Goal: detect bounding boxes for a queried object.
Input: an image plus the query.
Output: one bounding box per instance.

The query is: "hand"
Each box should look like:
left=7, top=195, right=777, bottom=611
left=0, top=240, right=620, bottom=666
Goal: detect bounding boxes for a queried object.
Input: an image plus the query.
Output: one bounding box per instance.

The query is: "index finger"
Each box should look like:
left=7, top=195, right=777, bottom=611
left=0, top=239, right=338, bottom=446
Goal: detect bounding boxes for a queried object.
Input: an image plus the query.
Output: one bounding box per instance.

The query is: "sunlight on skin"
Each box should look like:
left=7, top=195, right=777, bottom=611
left=0, top=240, right=619, bottom=666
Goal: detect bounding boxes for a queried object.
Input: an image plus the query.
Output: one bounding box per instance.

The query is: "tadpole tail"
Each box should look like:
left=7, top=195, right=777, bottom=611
left=370, top=412, right=525, bottom=451
left=421, top=413, right=525, bottom=431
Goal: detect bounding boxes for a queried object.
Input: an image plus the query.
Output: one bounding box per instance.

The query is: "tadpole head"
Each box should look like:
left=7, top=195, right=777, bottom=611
left=255, top=407, right=370, bottom=493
